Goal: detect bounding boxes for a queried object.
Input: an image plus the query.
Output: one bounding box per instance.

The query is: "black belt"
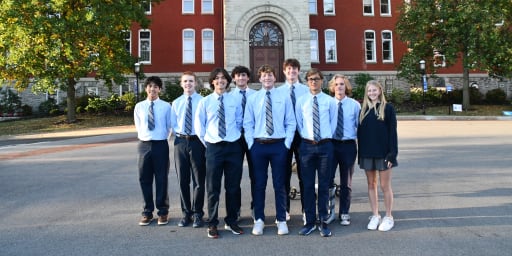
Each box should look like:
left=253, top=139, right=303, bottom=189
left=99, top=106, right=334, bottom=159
left=332, top=139, right=355, bottom=144
left=254, top=138, right=285, bottom=144
left=302, top=138, right=331, bottom=145
left=141, top=140, right=167, bottom=143
left=176, top=134, right=199, bottom=140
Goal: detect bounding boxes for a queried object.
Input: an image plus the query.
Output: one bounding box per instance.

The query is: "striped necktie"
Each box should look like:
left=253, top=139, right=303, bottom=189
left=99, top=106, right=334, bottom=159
left=218, top=95, right=226, bottom=139
left=240, top=90, right=246, bottom=117
left=265, top=91, right=274, bottom=136
left=148, top=101, right=155, bottom=131
left=334, top=101, right=344, bottom=140
left=184, top=96, right=192, bottom=135
left=313, top=96, right=320, bottom=142
left=290, top=85, right=296, bottom=109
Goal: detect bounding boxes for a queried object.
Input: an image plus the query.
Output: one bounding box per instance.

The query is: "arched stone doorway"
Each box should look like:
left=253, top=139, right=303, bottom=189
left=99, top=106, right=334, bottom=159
left=249, top=21, right=284, bottom=82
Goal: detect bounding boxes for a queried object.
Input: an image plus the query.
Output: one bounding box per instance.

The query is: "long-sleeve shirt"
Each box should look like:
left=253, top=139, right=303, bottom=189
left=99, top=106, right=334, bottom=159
left=134, top=98, right=172, bottom=141
left=357, top=103, right=398, bottom=164
left=171, top=92, right=203, bottom=135
left=295, top=92, right=337, bottom=140
left=194, top=92, right=243, bottom=145
left=243, top=87, right=296, bottom=149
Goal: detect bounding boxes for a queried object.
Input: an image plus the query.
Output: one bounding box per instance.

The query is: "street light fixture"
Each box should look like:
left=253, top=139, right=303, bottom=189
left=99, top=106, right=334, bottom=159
left=134, top=62, right=140, bottom=102
left=419, top=60, right=426, bottom=115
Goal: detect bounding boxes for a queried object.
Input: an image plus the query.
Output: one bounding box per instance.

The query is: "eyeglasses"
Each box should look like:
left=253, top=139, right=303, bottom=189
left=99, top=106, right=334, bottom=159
left=307, top=77, right=322, bottom=82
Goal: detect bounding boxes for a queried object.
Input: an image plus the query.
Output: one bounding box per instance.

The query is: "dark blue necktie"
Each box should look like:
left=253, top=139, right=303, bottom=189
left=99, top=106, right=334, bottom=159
left=265, top=91, right=274, bottom=136
left=184, top=96, right=192, bottom=135
left=240, top=90, right=246, bottom=117
left=218, top=95, right=226, bottom=139
left=313, top=96, right=320, bottom=142
left=335, top=101, right=344, bottom=140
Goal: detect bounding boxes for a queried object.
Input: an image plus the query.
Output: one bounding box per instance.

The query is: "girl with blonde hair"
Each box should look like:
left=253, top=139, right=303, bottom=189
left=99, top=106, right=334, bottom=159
left=357, top=80, right=398, bottom=232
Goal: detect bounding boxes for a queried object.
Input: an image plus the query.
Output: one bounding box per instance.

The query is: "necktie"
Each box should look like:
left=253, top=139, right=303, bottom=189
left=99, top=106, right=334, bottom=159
left=290, top=85, right=296, bottom=109
left=240, top=90, right=246, bottom=117
left=148, top=101, right=155, bottom=131
left=218, top=95, right=226, bottom=139
left=335, top=101, right=344, bottom=140
left=184, top=96, right=192, bottom=135
left=265, top=91, right=274, bottom=136
left=313, top=96, right=320, bottom=142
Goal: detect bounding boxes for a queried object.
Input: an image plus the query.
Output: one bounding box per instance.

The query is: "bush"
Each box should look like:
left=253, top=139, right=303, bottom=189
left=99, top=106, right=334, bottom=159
left=485, top=88, right=507, bottom=105
left=352, top=73, right=374, bottom=101
left=161, top=81, right=183, bottom=102
left=21, top=104, right=33, bottom=116
left=0, top=88, right=22, bottom=115
left=121, top=92, right=136, bottom=112
left=198, top=87, right=213, bottom=97
left=388, top=88, right=406, bottom=105
left=85, top=94, right=124, bottom=114
left=38, top=98, right=60, bottom=116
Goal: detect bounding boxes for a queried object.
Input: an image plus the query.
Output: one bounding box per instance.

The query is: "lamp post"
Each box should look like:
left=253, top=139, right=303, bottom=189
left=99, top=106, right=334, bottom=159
left=134, top=62, right=140, bottom=102
left=419, top=60, right=426, bottom=115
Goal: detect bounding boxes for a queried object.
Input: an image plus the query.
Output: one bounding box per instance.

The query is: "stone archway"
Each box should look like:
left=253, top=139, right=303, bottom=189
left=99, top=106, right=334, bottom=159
left=249, top=21, right=284, bottom=82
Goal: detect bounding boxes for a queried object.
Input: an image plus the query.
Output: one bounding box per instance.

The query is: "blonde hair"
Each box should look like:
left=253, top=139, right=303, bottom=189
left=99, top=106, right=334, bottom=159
left=328, top=74, right=353, bottom=97
left=359, top=80, right=387, bottom=122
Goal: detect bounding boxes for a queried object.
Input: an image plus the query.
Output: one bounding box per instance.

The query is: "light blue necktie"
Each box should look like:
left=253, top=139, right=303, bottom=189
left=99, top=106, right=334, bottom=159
left=313, top=96, right=320, bottom=142
left=148, top=101, right=155, bottom=131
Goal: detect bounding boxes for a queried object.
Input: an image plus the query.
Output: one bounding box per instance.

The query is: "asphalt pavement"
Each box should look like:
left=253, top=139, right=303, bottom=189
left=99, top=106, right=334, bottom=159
left=0, top=118, right=511, bottom=256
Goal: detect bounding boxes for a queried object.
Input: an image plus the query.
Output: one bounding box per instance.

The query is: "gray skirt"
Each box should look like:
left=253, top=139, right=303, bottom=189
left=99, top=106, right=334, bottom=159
left=359, top=157, right=397, bottom=171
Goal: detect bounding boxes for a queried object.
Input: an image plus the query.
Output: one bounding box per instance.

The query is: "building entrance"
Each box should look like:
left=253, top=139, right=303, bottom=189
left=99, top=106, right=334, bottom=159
left=249, top=21, right=284, bottom=82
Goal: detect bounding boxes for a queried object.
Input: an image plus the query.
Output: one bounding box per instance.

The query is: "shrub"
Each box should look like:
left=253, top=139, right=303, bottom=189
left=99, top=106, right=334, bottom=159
left=388, top=88, right=406, bottom=105
left=485, top=88, right=507, bottom=105
left=352, top=73, right=374, bottom=101
left=198, top=87, right=213, bottom=96
left=0, top=88, right=22, bottom=114
left=38, top=98, right=60, bottom=116
left=121, top=92, right=136, bottom=112
left=21, top=104, right=33, bottom=116
left=161, top=81, right=183, bottom=102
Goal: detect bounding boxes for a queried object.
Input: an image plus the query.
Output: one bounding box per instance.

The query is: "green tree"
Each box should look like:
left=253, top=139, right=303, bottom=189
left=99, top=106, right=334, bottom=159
left=396, top=0, right=512, bottom=110
left=0, top=0, right=161, bottom=122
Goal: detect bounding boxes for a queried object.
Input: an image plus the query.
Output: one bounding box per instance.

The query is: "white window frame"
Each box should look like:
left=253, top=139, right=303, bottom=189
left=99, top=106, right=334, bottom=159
left=309, top=0, right=317, bottom=15
left=381, top=30, right=393, bottom=63
left=324, top=29, right=337, bottom=63
left=363, top=0, right=374, bottom=16
left=364, top=30, right=376, bottom=63
left=138, top=29, right=151, bottom=64
left=324, top=0, right=335, bottom=16
left=183, top=29, right=195, bottom=64
left=201, top=0, right=213, bottom=14
left=144, top=1, right=152, bottom=15
left=202, top=29, right=214, bottom=64
left=183, top=0, right=194, bottom=14
left=124, top=31, right=131, bottom=54
left=310, top=29, right=319, bottom=63
left=380, top=0, right=391, bottom=16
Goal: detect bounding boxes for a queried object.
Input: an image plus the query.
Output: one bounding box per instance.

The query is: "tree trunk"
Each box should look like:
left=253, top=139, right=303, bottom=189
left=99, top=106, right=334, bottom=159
left=66, top=78, right=77, bottom=123
left=462, top=67, right=470, bottom=110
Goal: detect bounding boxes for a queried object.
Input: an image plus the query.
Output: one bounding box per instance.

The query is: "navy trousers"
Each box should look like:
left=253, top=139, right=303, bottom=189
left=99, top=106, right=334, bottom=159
left=137, top=140, right=170, bottom=217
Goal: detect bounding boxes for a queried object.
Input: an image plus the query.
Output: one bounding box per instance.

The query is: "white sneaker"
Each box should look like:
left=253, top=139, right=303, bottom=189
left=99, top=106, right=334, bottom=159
left=340, top=214, right=351, bottom=226
left=378, top=216, right=394, bottom=231
left=367, top=215, right=381, bottom=230
left=276, top=221, right=289, bottom=235
left=252, top=219, right=264, bottom=235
